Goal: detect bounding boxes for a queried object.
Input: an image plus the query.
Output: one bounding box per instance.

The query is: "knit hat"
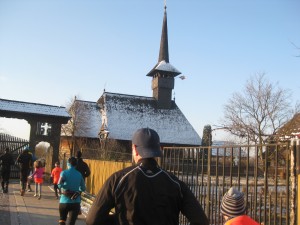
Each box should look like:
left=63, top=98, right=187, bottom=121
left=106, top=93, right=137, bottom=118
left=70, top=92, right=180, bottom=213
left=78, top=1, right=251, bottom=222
left=220, top=187, right=246, bottom=217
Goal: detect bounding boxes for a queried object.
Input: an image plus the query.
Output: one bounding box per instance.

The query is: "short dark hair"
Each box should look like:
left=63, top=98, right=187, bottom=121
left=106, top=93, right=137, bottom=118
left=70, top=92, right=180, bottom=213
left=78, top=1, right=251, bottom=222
left=68, top=157, right=77, bottom=166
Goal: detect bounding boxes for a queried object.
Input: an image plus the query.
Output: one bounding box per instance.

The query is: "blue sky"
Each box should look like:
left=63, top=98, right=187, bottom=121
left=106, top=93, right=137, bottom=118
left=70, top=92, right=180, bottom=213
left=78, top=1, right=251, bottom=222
left=0, top=0, right=299, bottom=140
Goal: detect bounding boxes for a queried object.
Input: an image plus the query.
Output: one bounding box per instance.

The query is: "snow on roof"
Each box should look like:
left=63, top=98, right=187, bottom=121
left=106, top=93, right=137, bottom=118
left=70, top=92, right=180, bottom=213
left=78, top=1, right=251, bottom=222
left=98, top=92, right=201, bottom=145
left=276, top=113, right=300, bottom=141
left=0, top=98, right=70, bottom=118
left=155, top=60, right=181, bottom=74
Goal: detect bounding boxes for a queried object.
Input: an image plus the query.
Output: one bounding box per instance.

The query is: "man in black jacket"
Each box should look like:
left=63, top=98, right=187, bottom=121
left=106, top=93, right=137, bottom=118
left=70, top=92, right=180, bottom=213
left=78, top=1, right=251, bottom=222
left=0, top=147, right=15, bottom=193
left=86, top=128, right=209, bottom=225
left=17, top=147, right=33, bottom=196
left=75, top=151, right=90, bottom=181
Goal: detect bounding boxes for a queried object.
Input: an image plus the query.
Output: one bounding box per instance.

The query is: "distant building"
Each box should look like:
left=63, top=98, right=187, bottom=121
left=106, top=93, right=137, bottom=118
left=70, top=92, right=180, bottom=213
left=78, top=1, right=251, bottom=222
left=274, top=113, right=300, bottom=142
left=60, top=6, right=201, bottom=157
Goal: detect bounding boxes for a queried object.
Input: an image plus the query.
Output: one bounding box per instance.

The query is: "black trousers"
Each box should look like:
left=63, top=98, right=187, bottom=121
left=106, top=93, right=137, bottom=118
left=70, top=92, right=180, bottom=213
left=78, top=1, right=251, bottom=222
left=54, top=184, right=61, bottom=196
left=20, top=169, right=30, bottom=190
left=59, top=202, right=81, bottom=225
left=1, top=169, right=10, bottom=185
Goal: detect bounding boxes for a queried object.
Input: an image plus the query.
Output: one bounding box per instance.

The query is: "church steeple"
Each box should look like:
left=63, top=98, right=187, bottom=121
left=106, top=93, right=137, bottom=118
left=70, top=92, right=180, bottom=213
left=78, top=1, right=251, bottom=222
left=158, top=5, right=169, bottom=63
left=146, top=3, right=181, bottom=109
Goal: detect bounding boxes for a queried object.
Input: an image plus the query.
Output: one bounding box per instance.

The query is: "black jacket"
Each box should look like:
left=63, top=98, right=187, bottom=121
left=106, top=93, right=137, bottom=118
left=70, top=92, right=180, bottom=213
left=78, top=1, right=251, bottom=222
left=17, top=151, right=32, bottom=171
left=86, top=158, right=209, bottom=225
left=76, top=158, right=91, bottom=179
left=0, top=152, right=14, bottom=170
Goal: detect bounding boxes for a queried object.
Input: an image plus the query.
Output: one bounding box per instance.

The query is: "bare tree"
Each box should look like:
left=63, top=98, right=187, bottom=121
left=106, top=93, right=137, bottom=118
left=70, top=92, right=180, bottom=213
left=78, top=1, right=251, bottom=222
left=61, top=96, right=92, bottom=157
left=221, top=73, right=293, bottom=156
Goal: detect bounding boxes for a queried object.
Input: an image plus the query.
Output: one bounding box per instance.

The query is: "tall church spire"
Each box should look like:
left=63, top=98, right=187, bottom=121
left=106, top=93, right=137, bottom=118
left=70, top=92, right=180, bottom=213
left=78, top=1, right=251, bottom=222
left=146, top=3, right=182, bottom=109
left=158, top=5, right=169, bottom=63
left=146, top=3, right=180, bottom=77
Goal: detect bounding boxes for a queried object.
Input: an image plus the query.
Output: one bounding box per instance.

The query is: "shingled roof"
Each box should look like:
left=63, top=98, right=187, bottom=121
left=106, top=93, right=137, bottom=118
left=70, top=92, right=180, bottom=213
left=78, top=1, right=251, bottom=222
left=275, top=113, right=300, bottom=140
left=75, top=92, right=201, bottom=145
left=0, top=98, right=70, bottom=121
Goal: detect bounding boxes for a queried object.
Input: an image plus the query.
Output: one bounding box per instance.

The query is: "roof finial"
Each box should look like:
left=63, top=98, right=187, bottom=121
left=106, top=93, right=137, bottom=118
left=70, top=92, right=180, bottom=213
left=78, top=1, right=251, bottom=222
left=164, top=0, right=167, bottom=10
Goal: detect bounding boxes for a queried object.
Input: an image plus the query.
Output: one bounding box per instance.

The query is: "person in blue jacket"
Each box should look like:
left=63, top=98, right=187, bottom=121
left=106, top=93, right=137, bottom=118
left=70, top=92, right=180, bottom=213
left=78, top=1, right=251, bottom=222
left=58, top=157, right=86, bottom=225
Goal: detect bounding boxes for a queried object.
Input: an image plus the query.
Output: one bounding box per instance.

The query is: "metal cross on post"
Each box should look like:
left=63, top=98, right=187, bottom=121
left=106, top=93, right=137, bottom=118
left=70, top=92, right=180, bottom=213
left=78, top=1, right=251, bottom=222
left=41, top=122, right=52, bottom=136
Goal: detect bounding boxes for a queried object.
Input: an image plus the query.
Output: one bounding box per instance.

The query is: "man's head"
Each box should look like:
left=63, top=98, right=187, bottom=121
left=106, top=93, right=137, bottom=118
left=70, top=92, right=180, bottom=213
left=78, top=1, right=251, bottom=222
left=132, top=128, right=162, bottom=162
left=76, top=151, right=82, bottom=158
left=68, top=157, right=77, bottom=167
left=220, top=187, right=246, bottom=219
left=23, top=146, right=29, bottom=153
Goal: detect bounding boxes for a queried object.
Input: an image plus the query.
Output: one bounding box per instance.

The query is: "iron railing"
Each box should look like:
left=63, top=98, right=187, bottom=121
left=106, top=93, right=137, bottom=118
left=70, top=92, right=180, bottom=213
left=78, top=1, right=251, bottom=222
left=161, top=143, right=297, bottom=225
left=0, top=133, right=29, bottom=178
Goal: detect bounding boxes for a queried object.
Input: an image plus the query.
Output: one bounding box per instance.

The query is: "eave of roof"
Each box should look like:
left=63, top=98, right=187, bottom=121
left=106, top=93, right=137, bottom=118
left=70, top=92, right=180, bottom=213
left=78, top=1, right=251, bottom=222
left=0, top=98, right=70, bottom=119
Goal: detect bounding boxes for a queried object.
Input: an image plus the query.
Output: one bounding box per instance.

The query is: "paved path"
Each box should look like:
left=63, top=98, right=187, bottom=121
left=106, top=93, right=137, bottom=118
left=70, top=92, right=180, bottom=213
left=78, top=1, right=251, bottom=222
left=0, top=180, right=86, bottom=225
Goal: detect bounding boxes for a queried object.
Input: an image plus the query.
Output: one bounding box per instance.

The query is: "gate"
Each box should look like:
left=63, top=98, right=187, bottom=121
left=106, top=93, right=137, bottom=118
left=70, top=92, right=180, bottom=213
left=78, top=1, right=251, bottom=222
left=161, top=142, right=298, bottom=225
left=0, top=133, right=29, bottom=178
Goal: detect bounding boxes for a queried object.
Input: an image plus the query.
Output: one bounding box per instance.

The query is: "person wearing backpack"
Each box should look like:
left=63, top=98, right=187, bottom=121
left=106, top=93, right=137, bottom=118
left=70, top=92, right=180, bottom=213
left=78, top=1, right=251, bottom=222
left=75, top=151, right=90, bottom=181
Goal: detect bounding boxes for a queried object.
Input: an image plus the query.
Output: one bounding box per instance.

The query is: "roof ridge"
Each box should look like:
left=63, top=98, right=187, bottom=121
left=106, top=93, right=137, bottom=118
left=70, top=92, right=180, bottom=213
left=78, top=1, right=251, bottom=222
left=0, top=98, right=65, bottom=108
left=104, top=92, right=154, bottom=99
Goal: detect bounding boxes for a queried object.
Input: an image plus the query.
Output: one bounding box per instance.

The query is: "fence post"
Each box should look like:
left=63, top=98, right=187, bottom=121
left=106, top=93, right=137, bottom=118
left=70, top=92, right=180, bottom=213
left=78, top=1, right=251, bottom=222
left=205, top=147, right=211, bottom=220
left=296, top=139, right=300, bottom=225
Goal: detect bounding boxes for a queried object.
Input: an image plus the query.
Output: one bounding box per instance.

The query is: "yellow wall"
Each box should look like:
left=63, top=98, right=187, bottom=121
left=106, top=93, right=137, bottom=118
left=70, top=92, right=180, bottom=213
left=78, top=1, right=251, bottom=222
left=84, top=159, right=132, bottom=195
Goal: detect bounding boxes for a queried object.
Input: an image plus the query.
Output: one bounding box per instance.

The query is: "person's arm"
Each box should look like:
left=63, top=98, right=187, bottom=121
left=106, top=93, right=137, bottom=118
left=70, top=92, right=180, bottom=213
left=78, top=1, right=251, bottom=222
left=29, top=157, right=33, bottom=169
left=86, top=175, right=116, bottom=225
left=179, top=180, right=209, bottom=225
left=58, top=171, right=66, bottom=189
left=29, top=169, right=37, bottom=179
left=79, top=176, right=86, bottom=192
left=85, top=163, right=91, bottom=177
left=16, top=154, right=22, bottom=163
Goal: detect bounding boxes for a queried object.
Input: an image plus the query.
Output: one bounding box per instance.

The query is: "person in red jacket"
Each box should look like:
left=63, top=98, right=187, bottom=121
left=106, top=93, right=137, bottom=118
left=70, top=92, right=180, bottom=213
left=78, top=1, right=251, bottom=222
left=51, top=161, right=63, bottom=199
left=220, top=187, right=259, bottom=225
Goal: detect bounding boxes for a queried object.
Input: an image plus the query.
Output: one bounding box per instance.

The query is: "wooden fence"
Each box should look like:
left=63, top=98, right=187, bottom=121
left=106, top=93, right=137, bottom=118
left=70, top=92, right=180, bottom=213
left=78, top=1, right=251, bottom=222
left=84, top=159, right=132, bottom=195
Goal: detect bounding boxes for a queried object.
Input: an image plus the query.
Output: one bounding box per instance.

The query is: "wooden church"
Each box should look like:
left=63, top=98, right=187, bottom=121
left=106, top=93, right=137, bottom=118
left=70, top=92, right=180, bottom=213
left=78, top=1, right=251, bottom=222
left=60, top=5, right=201, bottom=158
